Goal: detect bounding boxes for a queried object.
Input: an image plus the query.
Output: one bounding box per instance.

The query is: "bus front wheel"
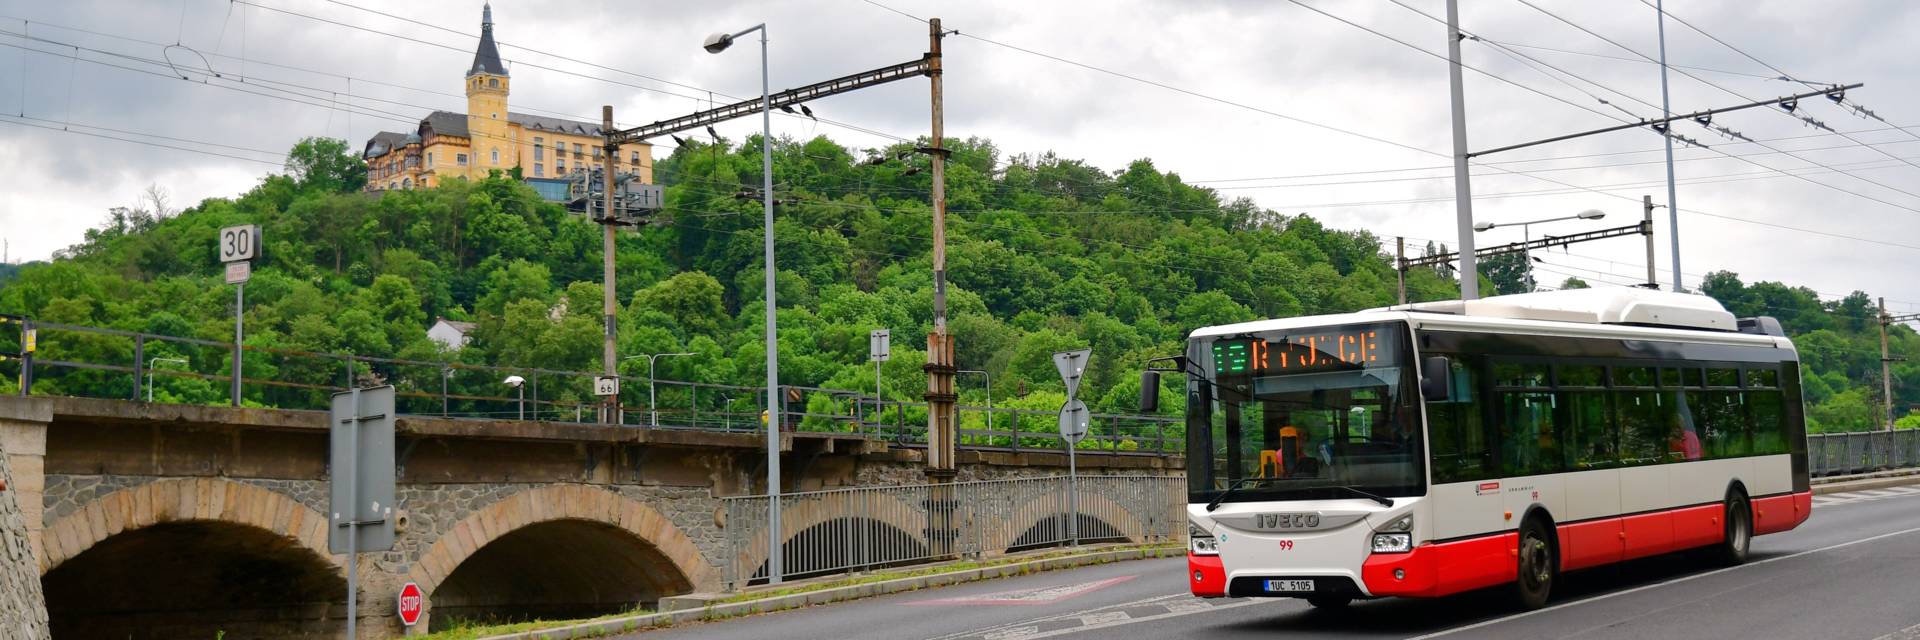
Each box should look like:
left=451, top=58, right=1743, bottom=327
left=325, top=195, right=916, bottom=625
left=1513, top=517, right=1556, bottom=610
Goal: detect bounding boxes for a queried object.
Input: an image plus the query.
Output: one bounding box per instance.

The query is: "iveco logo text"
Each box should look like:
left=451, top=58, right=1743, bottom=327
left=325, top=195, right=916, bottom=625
left=1256, top=513, right=1320, bottom=529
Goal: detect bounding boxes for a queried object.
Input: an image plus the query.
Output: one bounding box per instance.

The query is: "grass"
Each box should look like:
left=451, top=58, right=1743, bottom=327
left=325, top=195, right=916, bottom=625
left=716, top=542, right=1183, bottom=604
left=413, top=606, right=655, bottom=640
left=413, top=542, right=1182, bottom=640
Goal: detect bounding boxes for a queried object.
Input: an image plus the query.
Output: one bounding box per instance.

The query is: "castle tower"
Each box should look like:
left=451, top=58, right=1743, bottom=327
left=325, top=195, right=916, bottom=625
left=465, top=3, right=510, bottom=179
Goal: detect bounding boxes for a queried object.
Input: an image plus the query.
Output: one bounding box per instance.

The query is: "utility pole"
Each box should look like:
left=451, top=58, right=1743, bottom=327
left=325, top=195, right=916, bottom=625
left=1445, top=0, right=1478, bottom=300
left=1656, top=0, right=1683, bottom=293
left=924, top=18, right=956, bottom=484
left=1396, top=236, right=1408, bottom=305
left=1883, top=297, right=1895, bottom=432
left=1644, top=196, right=1659, bottom=289
left=602, top=106, right=620, bottom=424
left=922, top=18, right=960, bottom=562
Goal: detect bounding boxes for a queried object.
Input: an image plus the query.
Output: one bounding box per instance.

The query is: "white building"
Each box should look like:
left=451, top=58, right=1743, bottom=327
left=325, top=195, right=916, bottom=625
left=427, top=318, right=477, bottom=351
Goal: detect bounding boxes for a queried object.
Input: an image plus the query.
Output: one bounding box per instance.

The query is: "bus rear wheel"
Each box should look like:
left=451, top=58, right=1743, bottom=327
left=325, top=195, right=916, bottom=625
left=1513, top=517, right=1556, bottom=610
left=1714, top=491, right=1752, bottom=566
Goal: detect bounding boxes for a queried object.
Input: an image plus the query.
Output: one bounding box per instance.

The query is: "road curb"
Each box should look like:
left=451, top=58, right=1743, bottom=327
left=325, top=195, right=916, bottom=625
left=1812, top=468, right=1920, bottom=495
left=474, top=544, right=1184, bottom=640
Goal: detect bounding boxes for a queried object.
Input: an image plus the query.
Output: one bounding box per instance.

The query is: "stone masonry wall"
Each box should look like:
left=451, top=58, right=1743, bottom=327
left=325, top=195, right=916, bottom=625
left=0, top=439, right=51, bottom=639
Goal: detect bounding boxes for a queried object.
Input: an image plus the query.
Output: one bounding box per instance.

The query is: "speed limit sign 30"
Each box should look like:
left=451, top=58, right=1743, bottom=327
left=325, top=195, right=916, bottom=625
left=218, top=224, right=260, bottom=263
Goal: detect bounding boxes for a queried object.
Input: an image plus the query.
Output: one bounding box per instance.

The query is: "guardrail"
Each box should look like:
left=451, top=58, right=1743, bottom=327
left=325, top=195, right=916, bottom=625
left=1809, top=431, right=1920, bottom=476
left=0, top=319, right=1183, bottom=455
left=718, top=474, right=1185, bottom=590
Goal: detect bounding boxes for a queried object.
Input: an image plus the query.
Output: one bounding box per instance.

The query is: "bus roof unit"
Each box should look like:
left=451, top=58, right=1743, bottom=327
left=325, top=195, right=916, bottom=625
left=1380, top=288, right=1736, bottom=332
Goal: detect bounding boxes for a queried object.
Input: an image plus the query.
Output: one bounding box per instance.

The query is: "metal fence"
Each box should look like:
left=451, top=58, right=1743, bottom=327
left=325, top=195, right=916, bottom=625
left=2, top=319, right=1184, bottom=455
left=718, top=475, right=1185, bottom=590
left=1809, top=430, right=1920, bottom=476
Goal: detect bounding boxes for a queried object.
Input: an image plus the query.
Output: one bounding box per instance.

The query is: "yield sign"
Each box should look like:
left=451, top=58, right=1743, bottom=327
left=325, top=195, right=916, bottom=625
left=1058, top=398, right=1090, bottom=443
left=1052, top=349, right=1092, bottom=399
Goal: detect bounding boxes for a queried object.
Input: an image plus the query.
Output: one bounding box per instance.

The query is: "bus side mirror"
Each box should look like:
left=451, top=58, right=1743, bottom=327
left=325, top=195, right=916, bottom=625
left=1420, top=356, right=1453, bottom=402
left=1139, top=370, right=1161, bottom=413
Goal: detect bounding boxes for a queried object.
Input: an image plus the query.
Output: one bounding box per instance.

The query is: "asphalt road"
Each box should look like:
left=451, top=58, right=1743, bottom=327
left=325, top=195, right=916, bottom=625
left=619, top=485, right=1920, bottom=640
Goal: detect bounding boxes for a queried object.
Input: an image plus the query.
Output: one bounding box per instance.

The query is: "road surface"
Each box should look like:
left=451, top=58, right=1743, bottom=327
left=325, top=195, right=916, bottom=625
left=620, top=484, right=1920, bottom=640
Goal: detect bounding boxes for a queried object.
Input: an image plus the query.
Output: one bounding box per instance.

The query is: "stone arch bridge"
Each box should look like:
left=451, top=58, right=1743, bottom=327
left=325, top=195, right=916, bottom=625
left=0, top=396, right=1178, bottom=638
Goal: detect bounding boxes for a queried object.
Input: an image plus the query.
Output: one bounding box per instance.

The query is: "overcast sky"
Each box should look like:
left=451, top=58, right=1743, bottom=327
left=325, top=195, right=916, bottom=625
left=3, top=0, right=1919, bottom=311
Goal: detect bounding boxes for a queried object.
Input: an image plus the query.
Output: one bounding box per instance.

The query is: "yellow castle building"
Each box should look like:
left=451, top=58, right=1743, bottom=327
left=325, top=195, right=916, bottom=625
left=361, top=4, right=651, bottom=194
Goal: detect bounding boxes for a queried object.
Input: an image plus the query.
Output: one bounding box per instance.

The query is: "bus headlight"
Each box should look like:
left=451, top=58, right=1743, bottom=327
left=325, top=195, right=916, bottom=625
left=1189, top=520, right=1219, bottom=556
left=1370, top=513, right=1414, bottom=554
left=1370, top=532, right=1412, bottom=554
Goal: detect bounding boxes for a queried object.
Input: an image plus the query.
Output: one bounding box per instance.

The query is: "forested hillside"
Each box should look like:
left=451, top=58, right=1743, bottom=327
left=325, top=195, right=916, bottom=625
left=0, top=134, right=1911, bottom=432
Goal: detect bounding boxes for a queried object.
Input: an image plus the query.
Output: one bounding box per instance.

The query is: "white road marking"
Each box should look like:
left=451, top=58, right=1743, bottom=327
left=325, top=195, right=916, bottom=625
left=1873, top=621, right=1920, bottom=640
left=924, top=592, right=1187, bottom=640
left=1404, top=524, right=1920, bottom=639
left=981, top=626, right=1040, bottom=640
left=1013, top=598, right=1278, bottom=639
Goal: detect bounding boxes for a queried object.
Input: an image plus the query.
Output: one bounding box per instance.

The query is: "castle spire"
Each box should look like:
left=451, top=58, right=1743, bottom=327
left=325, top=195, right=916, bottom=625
left=469, top=3, right=507, bottom=77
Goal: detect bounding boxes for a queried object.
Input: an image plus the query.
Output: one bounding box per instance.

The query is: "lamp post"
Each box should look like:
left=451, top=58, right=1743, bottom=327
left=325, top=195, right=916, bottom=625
left=146, top=357, right=187, bottom=402
left=1473, top=209, right=1605, bottom=292
left=504, top=375, right=526, bottom=420
left=625, top=352, right=697, bottom=426
left=704, top=22, right=783, bottom=585
left=956, top=369, right=992, bottom=434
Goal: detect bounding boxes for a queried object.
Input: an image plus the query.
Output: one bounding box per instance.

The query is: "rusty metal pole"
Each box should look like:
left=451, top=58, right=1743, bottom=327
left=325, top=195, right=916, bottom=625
left=1883, top=297, right=1895, bottom=432
left=602, top=105, right=620, bottom=424
left=1396, top=236, right=1407, bottom=305
left=922, top=18, right=959, bottom=558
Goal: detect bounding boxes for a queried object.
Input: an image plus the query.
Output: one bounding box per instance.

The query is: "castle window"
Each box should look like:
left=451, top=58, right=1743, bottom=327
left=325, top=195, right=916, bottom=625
left=489, top=78, right=499, bottom=88
left=491, top=148, right=500, bottom=164
left=534, top=163, right=544, bottom=177
left=557, top=160, right=565, bottom=173
left=631, top=150, right=640, bottom=165
left=427, top=152, right=434, bottom=165
left=456, top=153, right=468, bottom=166
left=534, top=144, right=544, bottom=161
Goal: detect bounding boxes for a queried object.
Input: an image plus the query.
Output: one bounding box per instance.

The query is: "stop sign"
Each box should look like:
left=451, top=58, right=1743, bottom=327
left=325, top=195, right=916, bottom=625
left=397, top=582, right=424, bottom=626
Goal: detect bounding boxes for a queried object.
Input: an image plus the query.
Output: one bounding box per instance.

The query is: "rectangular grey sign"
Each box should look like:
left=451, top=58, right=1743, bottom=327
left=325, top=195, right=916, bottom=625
left=330, top=385, right=396, bottom=554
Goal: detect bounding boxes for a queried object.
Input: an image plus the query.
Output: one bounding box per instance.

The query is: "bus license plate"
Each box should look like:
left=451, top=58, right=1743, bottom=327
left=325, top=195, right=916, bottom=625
left=1265, top=579, right=1314, bottom=593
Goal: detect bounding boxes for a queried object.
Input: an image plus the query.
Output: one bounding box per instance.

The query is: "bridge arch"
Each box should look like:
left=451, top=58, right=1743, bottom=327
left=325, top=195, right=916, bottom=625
left=410, top=485, right=718, bottom=630
left=987, top=491, right=1147, bottom=553
left=731, top=489, right=929, bottom=585
left=40, top=478, right=347, bottom=639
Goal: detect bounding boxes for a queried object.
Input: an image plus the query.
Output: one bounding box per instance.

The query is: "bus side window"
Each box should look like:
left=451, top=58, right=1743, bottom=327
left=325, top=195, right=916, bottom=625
left=1616, top=390, right=1673, bottom=466
left=1427, top=357, right=1492, bottom=483
left=1499, top=389, right=1560, bottom=477
left=1749, top=389, right=1787, bottom=455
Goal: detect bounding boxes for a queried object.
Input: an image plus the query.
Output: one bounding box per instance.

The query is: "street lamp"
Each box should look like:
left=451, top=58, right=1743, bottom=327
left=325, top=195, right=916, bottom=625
left=706, top=22, right=784, bottom=585
left=503, top=375, right=526, bottom=420
left=146, top=357, right=187, bottom=402
left=1473, top=209, right=1605, bottom=292
left=625, top=352, right=697, bottom=427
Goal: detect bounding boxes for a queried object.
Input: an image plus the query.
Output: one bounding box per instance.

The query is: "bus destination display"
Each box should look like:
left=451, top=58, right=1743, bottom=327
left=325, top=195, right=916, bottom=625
left=1212, top=330, right=1385, bottom=375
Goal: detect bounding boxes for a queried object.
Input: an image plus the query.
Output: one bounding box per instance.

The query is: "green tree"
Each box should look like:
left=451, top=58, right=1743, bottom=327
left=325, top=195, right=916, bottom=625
left=284, top=137, right=368, bottom=193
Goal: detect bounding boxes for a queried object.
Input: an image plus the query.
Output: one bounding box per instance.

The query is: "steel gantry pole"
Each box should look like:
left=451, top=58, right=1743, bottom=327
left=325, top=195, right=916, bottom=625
left=755, top=24, right=782, bottom=586
left=1656, top=0, right=1683, bottom=292
left=1445, top=0, right=1479, bottom=300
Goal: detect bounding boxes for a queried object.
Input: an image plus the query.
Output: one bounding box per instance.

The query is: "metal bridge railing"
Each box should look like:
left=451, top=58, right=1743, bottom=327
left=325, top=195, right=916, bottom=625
left=1809, top=431, right=1920, bottom=476
left=719, top=474, right=1185, bottom=590
left=3, top=320, right=1184, bottom=455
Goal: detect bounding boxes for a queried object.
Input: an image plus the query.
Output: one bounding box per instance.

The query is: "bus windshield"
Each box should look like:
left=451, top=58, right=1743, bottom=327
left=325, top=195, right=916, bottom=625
left=1188, top=322, right=1425, bottom=505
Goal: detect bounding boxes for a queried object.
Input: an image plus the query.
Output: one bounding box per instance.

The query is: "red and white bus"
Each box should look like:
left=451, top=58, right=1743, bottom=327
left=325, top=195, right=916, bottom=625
left=1162, top=289, right=1811, bottom=608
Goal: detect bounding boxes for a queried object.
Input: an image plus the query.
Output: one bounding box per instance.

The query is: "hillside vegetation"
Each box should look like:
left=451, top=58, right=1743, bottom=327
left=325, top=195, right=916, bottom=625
left=0, top=135, right=1911, bottom=432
